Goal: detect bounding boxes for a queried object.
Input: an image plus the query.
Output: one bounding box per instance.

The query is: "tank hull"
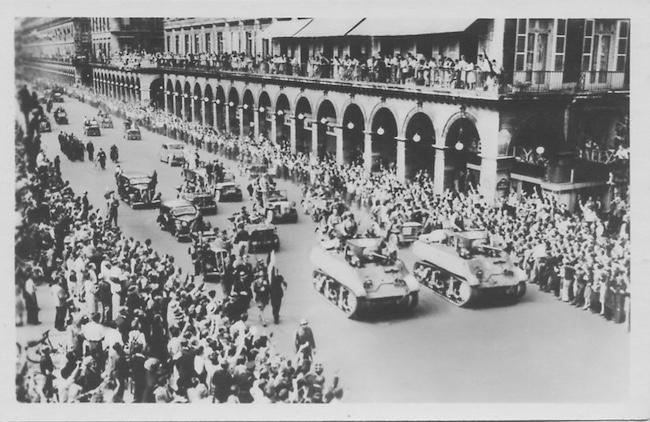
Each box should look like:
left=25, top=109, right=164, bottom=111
left=413, top=260, right=526, bottom=307
left=310, top=247, right=419, bottom=319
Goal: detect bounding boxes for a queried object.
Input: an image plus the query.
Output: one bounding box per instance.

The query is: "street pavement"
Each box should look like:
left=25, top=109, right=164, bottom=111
left=18, top=95, right=631, bottom=403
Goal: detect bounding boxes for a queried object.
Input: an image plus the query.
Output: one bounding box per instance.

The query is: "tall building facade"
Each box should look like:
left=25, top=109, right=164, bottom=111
left=90, top=18, right=164, bottom=61
left=18, top=17, right=629, bottom=207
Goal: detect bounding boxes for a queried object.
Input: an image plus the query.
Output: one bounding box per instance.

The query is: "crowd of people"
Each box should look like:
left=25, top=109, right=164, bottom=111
left=90, top=48, right=503, bottom=92
left=15, top=83, right=343, bottom=403
left=66, top=82, right=631, bottom=326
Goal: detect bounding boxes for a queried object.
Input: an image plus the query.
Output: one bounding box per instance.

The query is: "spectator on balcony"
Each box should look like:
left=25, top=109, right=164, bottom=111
left=389, top=54, right=399, bottom=84
left=477, top=54, right=490, bottom=88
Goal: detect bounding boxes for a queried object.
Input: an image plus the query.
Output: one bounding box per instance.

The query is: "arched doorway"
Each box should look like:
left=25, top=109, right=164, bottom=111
left=174, top=80, right=183, bottom=118
left=204, top=84, right=214, bottom=127
left=316, top=100, right=337, bottom=159
left=241, top=90, right=255, bottom=138
left=166, top=80, right=174, bottom=112
left=258, top=91, right=272, bottom=140
left=342, top=103, right=365, bottom=165
left=275, top=94, right=291, bottom=148
left=183, top=82, right=192, bottom=122
left=370, top=107, right=398, bottom=172
left=444, top=117, right=481, bottom=192
left=294, top=97, right=312, bottom=155
left=404, top=112, right=435, bottom=179
left=215, top=86, right=226, bottom=131
left=149, top=78, right=164, bottom=109
left=193, top=83, right=203, bottom=124
left=227, top=87, right=240, bottom=135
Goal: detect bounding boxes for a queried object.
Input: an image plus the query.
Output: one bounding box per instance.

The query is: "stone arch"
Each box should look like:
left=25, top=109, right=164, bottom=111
left=275, top=93, right=291, bottom=145
left=341, top=102, right=366, bottom=164
left=241, top=89, right=256, bottom=138
left=258, top=91, right=272, bottom=139
left=273, top=91, right=292, bottom=114
left=227, top=86, right=240, bottom=134
left=183, top=81, right=192, bottom=121
left=403, top=111, right=436, bottom=179
left=204, top=84, right=214, bottom=127
left=369, top=106, right=399, bottom=172
left=315, top=99, right=338, bottom=159
left=294, top=96, right=313, bottom=155
left=367, top=102, right=400, bottom=132
left=443, top=112, right=482, bottom=192
left=174, top=80, right=183, bottom=118
left=340, top=99, right=368, bottom=127
left=215, top=85, right=226, bottom=131
left=149, top=77, right=164, bottom=110
left=166, top=79, right=175, bottom=112
left=193, top=82, right=203, bottom=124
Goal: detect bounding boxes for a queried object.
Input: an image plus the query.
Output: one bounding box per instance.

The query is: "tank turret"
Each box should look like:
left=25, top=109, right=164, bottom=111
left=411, top=230, right=527, bottom=307
left=310, top=237, right=419, bottom=319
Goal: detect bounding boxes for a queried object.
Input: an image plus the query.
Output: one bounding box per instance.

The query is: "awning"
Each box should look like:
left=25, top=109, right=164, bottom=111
left=292, top=17, right=366, bottom=38
left=346, top=18, right=476, bottom=36
left=260, top=19, right=313, bottom=39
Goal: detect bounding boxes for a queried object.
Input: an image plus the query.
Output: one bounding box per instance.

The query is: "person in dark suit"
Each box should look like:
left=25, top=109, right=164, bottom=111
left=270, top=272, right=287, bottom=324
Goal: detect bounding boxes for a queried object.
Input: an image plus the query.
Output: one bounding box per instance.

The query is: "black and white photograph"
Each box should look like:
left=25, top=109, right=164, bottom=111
left=4, top=0, right=650, bottom=420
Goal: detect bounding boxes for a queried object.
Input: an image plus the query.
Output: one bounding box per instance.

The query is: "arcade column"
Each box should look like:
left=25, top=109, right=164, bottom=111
left=363, top=130, right=372, bottom=174
left=395, top=137, right=406, bottom=182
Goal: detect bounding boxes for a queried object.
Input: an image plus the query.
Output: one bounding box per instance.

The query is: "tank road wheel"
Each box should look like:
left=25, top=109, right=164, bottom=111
left=407, top=292, right=419, bottom=309
left=512, top=281, right=527, bottom=301
left=339, top=287, right=358, bottom=318
left=453, top=280, right=474, bottom=307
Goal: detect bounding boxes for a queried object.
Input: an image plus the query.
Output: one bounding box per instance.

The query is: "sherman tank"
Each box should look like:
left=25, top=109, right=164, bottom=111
left=411, top=230, right=527, bottom=307
left=309, top=237, right=420, bottom=319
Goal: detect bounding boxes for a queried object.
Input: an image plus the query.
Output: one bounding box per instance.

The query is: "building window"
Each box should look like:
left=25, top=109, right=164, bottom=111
left=554, top=19, right=566, bottom=72
left=205, top=33, right=211, bottom=53
left=166, top=36, right=170, bottom=52
left=262, top=38, right=269, bottom=57
left=184, top=34, right=190, bottom=54
left=246, top=31, right=252, bottom=55
left=217, top=32, right=223, bottom=54
left=175, top=35, right=180, bottom=54
left=195, top=33, right=200, bottom=53
left=581, top=19, right=594, bottom=71
left=616, top=20, right=629, bottom=71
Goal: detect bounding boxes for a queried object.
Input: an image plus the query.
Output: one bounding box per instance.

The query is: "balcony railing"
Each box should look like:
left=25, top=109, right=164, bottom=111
left=507, top=70, right=628, bottom=94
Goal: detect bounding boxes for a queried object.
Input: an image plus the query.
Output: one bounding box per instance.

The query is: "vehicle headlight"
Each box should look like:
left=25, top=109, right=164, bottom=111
left=363, top=280, right=373, bottom=289
left=182, top=221, right=188, bottom=227
left=475, top=269, right=484, bottom=281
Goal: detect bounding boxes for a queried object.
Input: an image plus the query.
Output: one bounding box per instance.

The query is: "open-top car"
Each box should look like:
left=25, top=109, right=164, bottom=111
left=100, top=114, right=114, bottom=128
left=160, top=141, right=186, bottom=166
left=263, top=189, right=298, bottom=224
left=215, top=181, right=243, bottom=202
left=157, top=199, right=211, bottom=241
left=178, top=189, right=218, bottom=215
left=50, top=91, right=64, bottom=103
left=125, top=126, right=142, bottom=140
left=83, top=119, right=101, bottom=136
left=192, top=232, right=230, bottom=283
left=53, top=107, right=68, bottom=124
left=38, top=114, right=52, bottom=132
left=214, top=172, right=243, bottom=202
left=246, top=223, right=280, bottom=253
left=116, top=172, right=161, bottom=209
left=392, top=221, right=423, bottom=246
left=246, top=164, right=269, bottom=180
